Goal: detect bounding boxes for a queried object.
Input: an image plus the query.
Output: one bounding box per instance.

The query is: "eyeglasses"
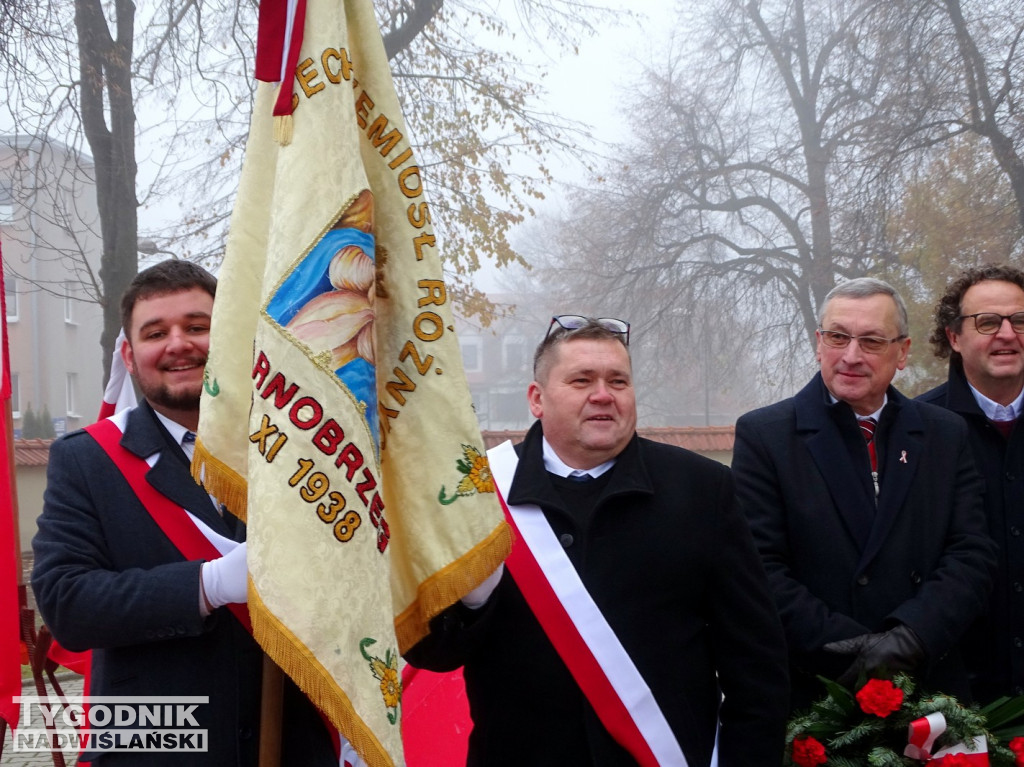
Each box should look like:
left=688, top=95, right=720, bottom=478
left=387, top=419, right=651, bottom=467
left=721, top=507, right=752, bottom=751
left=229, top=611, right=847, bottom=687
left=818, top=328, right=905, bottom=354
left=546, top=315, right=630, bottom=345
left=957, top=312, right=1024, bottom=335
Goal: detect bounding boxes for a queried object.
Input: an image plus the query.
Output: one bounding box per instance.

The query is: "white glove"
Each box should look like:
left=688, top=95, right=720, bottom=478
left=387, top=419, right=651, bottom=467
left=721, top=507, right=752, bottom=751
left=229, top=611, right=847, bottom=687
left=200, top=542, right=248, bottom=611
left=461, top=564, right=504, bottom=609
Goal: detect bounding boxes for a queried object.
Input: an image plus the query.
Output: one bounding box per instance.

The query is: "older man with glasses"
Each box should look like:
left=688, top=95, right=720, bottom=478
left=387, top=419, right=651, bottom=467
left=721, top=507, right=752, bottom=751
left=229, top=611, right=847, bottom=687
left=406, top=316, right=790, bottom=766
left=732, top=277, right=997, bottom=712
left=918, top=264, right=1024, bottom=703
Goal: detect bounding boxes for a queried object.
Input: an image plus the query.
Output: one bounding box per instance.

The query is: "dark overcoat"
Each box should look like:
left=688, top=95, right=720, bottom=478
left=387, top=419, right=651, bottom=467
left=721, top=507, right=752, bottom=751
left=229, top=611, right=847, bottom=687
left=31, top=402, right=335, bottom=766
left=405, top=421, right=790, bottom=767
left=919, top=359, right=1024, bottom=701
left=732, top=373, right=997, bottom=709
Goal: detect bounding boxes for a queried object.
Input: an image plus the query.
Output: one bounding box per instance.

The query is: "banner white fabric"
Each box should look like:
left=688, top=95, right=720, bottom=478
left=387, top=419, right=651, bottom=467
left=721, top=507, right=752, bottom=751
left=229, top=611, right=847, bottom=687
left=193, top=0, right=510, bottom=763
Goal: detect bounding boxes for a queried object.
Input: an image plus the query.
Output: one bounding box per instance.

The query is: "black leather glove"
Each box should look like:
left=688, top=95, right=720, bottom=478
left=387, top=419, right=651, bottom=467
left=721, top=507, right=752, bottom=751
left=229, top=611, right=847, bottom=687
left=822, top=624, right=925, bottom=687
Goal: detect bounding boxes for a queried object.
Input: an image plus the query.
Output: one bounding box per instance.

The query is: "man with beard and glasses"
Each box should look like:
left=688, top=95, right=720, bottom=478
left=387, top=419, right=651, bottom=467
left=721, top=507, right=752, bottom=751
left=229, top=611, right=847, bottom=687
left=919, top=264, right=1024, bottom=702
left=31, top=260, right=336, bottom=765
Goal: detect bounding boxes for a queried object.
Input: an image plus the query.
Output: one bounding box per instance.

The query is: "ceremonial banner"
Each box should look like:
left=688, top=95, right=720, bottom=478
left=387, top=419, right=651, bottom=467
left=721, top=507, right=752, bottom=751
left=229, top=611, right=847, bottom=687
left=0, top=246, right=20, bottom=730
left=192, top=0, right=511, bottom=764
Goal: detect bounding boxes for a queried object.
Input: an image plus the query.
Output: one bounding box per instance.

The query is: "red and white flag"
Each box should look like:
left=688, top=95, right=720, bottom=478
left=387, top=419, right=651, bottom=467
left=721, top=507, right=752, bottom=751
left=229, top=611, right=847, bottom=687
left=0, top=244, right=22, bottom=730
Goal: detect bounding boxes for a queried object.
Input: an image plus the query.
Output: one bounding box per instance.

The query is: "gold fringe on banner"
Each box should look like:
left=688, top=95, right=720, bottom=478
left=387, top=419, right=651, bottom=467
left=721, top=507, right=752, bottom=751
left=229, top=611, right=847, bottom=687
left=191, top=438, right=250, bottom=522
left=249, top=584, right=394, bottom=767
left=394, top=522, right=512, bottom=654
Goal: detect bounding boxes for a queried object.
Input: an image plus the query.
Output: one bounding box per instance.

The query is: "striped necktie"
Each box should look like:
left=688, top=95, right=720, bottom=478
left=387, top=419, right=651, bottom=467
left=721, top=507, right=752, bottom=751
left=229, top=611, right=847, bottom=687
left=859, top=417, right=879, bottom=499
left=859, top=417, right=877, bottom=469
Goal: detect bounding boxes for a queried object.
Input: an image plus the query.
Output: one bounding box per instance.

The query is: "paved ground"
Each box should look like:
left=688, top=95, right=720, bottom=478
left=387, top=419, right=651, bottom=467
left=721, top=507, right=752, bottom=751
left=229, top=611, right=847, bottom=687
left=2, top=674, right=83, bottom=766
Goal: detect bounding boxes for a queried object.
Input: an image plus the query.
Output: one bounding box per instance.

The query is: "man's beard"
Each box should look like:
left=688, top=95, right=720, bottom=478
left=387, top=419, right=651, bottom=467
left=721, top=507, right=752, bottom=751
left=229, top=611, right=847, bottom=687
left=140, top=380, right=203, bottom=413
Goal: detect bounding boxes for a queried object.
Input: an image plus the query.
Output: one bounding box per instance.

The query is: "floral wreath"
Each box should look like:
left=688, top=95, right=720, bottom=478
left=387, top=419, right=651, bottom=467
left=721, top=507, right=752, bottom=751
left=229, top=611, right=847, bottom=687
left=786, top=674, right=1024, bottom=766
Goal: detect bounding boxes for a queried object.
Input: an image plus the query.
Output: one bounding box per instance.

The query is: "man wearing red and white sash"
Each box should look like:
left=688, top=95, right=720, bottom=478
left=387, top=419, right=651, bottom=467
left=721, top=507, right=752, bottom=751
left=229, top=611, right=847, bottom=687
left=406, top=316, right=789, bottom=766
left=32, top=260, right=336, bottom=765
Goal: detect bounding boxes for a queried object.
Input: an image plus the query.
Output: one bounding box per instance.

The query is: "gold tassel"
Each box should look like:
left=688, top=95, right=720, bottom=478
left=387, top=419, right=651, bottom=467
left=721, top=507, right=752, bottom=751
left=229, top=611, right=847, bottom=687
left=191, top=439, right=249, bottom=522
left=249, top=586, right=394, bottom=767
left=273, top=114, right=294, bottom=146
left=394, top=521, right=513, bottom=654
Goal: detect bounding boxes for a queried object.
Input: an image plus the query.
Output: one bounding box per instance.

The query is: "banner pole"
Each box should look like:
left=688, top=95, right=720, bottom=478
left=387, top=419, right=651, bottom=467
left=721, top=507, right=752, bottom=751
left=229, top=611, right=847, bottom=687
left=0, top=397, right=19, bottom=759
left=5, top=401, right=21, bottom=590
left=258, top=653, right=284, bottom=767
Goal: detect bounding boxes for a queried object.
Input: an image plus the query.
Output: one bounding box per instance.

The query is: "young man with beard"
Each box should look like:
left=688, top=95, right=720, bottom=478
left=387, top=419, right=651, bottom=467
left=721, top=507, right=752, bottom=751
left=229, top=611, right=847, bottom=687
left=32, top=260, right=336, bottom=765
left=918, top=264, right=1024, bottom=702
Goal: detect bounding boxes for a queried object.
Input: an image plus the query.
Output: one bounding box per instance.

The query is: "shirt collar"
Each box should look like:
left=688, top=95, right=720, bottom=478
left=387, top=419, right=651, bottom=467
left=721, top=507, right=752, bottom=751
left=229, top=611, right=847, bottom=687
left=826, top=390, right=886, bottom=422
left=968, top=382, right=1024, bottom=422
left=541, top=436, right=615, bottom=479
left=151, top=409, right=194, bottom=450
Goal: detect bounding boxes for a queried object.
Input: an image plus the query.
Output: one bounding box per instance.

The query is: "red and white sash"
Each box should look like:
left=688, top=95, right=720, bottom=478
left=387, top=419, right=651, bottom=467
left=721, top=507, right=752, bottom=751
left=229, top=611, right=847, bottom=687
left=85, top=412, right=252, bottom=632
left=87, top=412, right=364, bottom=767
left=487, top=441, right=687, bottom=767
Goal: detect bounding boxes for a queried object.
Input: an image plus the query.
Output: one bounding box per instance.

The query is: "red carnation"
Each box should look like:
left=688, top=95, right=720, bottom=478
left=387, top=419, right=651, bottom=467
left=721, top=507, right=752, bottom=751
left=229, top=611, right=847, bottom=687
left=855, top=678, right=904, bottom=717
left=792, top=735, right=827, bottom=767
left=1010, top=735, right=1024, bottom=766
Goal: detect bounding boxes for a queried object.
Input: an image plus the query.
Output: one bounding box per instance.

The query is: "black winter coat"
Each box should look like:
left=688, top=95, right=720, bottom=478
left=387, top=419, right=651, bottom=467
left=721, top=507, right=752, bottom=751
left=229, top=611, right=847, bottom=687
left=405, top=421, right=790, bottom=767
left=919, top=360, right=1024, bottom=701
left=32, top=402, right=335, bottom=766
left=734, top=374, right=997, bottom=710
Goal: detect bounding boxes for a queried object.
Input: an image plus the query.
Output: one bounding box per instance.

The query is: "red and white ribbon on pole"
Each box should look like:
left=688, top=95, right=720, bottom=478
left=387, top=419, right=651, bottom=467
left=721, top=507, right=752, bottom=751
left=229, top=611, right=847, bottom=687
left=905, top=711, right=989, bottom=764
left=254, top=0, right=307, bottom=143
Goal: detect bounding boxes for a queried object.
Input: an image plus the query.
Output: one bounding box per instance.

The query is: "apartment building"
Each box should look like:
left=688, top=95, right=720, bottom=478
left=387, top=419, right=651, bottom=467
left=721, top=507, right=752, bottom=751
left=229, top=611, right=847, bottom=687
left=1, top=134, right=105, bottom=439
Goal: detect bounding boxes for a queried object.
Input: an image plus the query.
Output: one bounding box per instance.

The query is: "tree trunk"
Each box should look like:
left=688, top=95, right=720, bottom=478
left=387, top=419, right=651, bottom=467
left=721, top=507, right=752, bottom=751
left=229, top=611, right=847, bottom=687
left=74, top=0, right=138, bottom=382
left=382, top=0, right=444, bottom=60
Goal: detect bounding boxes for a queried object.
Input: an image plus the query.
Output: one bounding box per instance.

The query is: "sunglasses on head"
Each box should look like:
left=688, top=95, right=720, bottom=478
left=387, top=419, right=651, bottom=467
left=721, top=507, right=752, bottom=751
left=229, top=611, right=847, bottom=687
left=545, top=315, right=630, bottom=345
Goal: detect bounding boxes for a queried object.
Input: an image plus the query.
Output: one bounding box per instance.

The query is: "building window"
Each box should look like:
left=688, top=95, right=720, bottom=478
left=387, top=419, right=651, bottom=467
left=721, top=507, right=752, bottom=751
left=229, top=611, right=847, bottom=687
left=503, top=336, right=529, bottom=373
left=4, top=273, right=16, bottom=321
left=9, top=372, right=19, bottom=418
left=66, top=372, right=79, bottom=416
left=461, top=337, right=483, bottom=373
left=0, top=182, right=13, bottom=222
left=492, top=390, right=527, bottom=424
left=64, top=280, right=76, bottom=323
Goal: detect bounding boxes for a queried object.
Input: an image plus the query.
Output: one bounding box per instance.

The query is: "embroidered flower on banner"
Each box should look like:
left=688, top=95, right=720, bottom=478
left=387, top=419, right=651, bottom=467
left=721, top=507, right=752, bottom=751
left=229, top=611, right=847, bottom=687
left=375, top=657, right=401, bottom=709
left=286, top=244, right=376, bottom=371
left=359, top=637, right=401, bottom=724
left=855, top=678, right=904, bottom=717
left=792, top=735, right=827, bottom=767
left=438, top=444, right=495, bottom=505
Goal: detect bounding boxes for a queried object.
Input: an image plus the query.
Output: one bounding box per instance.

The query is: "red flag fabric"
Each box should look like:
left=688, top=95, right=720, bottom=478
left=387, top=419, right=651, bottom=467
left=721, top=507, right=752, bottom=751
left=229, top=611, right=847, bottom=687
left=400, top=666, right=471, bottom=766
left=0, top=243, right=22, bottom=729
